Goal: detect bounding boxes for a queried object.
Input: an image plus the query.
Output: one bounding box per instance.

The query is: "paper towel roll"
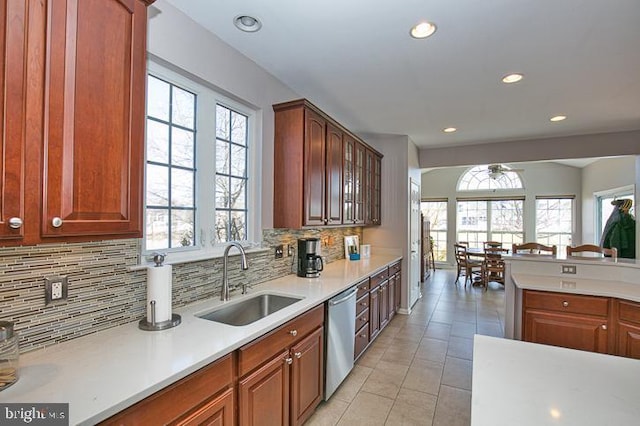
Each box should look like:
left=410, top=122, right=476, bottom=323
left=147, top=265, right=172, bottom=323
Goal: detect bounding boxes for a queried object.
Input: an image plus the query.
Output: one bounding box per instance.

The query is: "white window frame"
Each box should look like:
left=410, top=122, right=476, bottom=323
left=594, top=185, right=635, bottom=245
left=142, top=61, right=262, bottom=264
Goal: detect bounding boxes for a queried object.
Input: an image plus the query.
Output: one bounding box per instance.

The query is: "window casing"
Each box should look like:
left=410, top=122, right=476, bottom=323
left=421, top=200, right=448, bottom=262
left=143, top=62, right=260, bottom=260
left=457, top=199, right=524, bottom=249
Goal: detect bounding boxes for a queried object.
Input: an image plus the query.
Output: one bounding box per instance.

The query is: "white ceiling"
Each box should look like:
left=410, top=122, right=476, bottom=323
left=164, top=0, right=640, bottom=149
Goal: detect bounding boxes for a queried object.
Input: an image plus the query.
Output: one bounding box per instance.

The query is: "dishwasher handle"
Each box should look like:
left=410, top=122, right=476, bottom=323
left=329, top=287, right=358, bottom=306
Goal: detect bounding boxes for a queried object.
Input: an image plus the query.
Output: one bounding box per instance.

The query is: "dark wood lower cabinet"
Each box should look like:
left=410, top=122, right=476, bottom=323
left=175, top=387, right=234, bottom=426
left=379, top=281, right=389, bottom=329
left=239, top=350, right=291, bottom=426
left=617, top=300, right=640, bottom=359
left=523, top=310, right=609, bottom=353
left=369, top=288, right=380, bottom=340
left=291, top=327, right=324, bottom=426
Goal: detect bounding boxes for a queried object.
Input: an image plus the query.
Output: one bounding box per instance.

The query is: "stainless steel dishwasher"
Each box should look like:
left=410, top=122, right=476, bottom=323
left=325, top=285, right=357, bottom=399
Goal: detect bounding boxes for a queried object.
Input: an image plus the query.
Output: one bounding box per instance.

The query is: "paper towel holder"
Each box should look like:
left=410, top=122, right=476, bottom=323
left=139, top=254, right=181, bottom=331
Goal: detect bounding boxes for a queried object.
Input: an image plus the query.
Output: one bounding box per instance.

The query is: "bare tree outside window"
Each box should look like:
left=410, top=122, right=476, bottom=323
left=421, top=201, right=448, bottom=261
left=215, top=104, right=248, bottom=243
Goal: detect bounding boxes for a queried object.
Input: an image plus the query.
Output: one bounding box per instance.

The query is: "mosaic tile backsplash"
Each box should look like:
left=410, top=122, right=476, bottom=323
left=0, top=227, right=362, bottom=353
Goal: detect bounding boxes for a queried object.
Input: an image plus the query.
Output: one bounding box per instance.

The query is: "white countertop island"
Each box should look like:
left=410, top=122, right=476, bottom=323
left=472, top=335, right=640, bottom=426
left=1, top=254, right=400, bottom=425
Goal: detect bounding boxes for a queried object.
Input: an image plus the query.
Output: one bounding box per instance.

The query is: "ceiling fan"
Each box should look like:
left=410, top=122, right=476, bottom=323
left=486, top=164, right=524, bottom=179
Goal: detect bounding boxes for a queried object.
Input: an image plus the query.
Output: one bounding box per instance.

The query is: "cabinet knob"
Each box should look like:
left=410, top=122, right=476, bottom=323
left=8, top=217, right=23, bottom=229
left=289, top=330, right=298, bottom=337
left=51, top=217, right=63, bottom=228
left=601, top=324, right=607, bottom=330
left=562, top=301, right=569, bottom=307
left=323, top=218, right=328, bottom=224
left=359, top=333, right=367, bottom=338
left=360, top=302, right=367, bottom=307
left=295, top=352, right=302, bottom=359
left=285, top=357, right=293, bottom=365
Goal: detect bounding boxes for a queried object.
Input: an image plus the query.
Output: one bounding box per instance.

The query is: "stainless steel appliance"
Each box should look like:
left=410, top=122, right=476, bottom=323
left=297, top=238, right=324, bottom=278
left=324, top=286, right=357, bottom=399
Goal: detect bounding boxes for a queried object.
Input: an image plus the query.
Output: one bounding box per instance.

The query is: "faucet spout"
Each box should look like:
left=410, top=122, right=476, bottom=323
left=221, top=242, right=249, bottom=301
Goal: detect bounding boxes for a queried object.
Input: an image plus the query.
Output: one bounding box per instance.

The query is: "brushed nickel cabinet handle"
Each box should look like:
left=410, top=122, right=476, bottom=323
left=601, top=324, right=607, bottom=330
left=295, top=352, right=302, bottom=359
left=285, top=357, right=293, bottom=365
left=52, top=217, right=63, bottom=228
left=562, top=301, right=569, bottom=307
left=8, top=217, right=23, bottom=229
left=289, top=330, right=298, bottom=337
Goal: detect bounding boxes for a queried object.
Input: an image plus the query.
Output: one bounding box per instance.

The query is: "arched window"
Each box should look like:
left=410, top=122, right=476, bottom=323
left=458, top=165, right=523, bottom=191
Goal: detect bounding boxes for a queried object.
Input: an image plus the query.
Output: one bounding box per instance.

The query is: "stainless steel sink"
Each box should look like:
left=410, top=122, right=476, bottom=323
left=196, top=293, right=303, bottom=326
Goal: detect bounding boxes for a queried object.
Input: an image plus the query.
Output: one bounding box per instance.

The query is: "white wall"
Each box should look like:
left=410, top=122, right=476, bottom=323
left=363, top=134, right=421, bottom=311
left=421, top=162, right=582, bottom=265
left=581, top=156, right=636, bottom=245
left=147, top=1, right=299, bottom=229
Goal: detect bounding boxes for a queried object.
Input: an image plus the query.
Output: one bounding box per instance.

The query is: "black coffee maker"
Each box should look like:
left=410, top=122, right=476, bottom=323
left=297, top=238, right=324, bottom=278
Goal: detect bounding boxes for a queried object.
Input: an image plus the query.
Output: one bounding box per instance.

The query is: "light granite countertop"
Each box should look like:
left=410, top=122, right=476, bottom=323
left=1, top=254, right=401, bottom=425
left=472, top=335, right=640, bottom=425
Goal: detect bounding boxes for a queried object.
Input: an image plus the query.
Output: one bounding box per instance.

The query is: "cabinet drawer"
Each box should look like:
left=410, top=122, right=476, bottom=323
left=356, top=294, right=369, bottom=316
left=355, top=308, right=369, bottom=333
left=370, top=268, right=389, bottom=289
left=356, top=279, right=370, bottom=299
left=389, top=261, right=401, bottom=275
left=354, top=324, right=369, bottom=360
left=238, top=304, right=324, bottom=377
left=101, top=354, right=233, bottom=425
left=524, top=291, right=609, bottom=317
left=618, top=300, right=640, bottom=324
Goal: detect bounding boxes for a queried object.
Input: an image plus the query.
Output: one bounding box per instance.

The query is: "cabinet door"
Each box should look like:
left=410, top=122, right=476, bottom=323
left=290, top=327, right=324, bottom=426
left=388, top=275, right=396, bottom=320
left=325, top=123, right=343, bottom=225
left=239, top=350, right=290, bottom=426
left=353, top=141, right=365, bottom=224
left=342, top=135, right=355, bottom=224
left=0, top=0, right=28, bottom=240
left=369, top=289, right=380, bottom=340
left=523, top=310, right=609, bottom=353
left=379, top=282, right=389, bottom=329
left=394, top=272, right=401, bottom=312
left=617, top=322, right=640, bottom=360
left=303, top=108, right=326, bottom=226
left=174, top=387, right=234, bottom=426
left=41, top=0, right=147, bottom=238
left=371, top=154, right=382, bottom=225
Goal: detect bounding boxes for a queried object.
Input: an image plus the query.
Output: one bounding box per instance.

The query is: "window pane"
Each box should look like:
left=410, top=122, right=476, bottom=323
left=147, top=76, right=170, bottom=121
left=230, top=211, right=246, bottom=241
left=146, top=164, right=169, bottom=206
left=215, top=176, right=229, bottom=208
left=146, top=209, right=169, bottom=250
left=172, top=86, right=195, bottom=129
left=216, top=105, right=230, bottom=139
left=216, top=139, right=229, bottom=175
left=231, top=112, right=247, bottom=145
left=215, top=211, right=229, bottom=243
left=171, top=210, right=195, bottom=247
left=536, top=198, right=573, bottom=254
left=146, top=119, right=169, bottom=163
left=230, top=177, right=246, bottom=209
left=172, top=128, right=194, bottom=168
left=421, top=201, right=448, bottom=262
left=171, top=168, right=194, bottom=207
left=231, top=145, right=246, bottom=177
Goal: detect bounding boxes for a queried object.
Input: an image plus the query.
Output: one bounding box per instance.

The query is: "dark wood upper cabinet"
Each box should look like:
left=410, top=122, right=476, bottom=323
left=273, top=99, right=381, bottom=229
left=0, top=0, right=28, bottom=241
left=0, top=0, right=152, bottom=246
left=41, top=0, right=147, bottom=238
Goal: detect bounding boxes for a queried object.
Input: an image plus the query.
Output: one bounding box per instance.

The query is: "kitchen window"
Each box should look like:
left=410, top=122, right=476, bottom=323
left=421, top=200, right=448, bottom=262
left=456, top=199, right=524, bottom=249
left=143, top=62, right=259, bottom=258
left=535, top=196, right=574, bottom=254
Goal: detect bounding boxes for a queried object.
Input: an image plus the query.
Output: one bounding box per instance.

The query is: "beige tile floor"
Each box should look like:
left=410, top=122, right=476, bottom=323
left=305, top=269, right=505, bottom=426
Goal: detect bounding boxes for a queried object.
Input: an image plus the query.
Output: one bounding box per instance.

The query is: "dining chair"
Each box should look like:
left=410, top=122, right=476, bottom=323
left=481, top=251, right=506, bottom=290
left=483, top=241, right=502, bottom=250
left=566, top=244, right=618, bottom=260
left=512, top=242, right=557, bottom=255
left=454, top=243, right=482, bottom=286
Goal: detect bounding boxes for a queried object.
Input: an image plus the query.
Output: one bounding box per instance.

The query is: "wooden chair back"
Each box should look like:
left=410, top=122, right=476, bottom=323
left=512, top=242, right=557, bottom=255
left=483, top=241, right=502, bottom=250
left=566, top=244, right=618, bottom=260
left=454, top=243, right=470, bottom=266
left=482, top=251, right=506, bottom=288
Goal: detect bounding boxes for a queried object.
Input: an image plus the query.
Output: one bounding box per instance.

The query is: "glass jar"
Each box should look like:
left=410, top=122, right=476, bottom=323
left=0, top=321, right=19, bottom=391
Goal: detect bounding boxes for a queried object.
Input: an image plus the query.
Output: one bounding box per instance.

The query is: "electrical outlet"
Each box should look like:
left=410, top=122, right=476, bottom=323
left=275, top=245, right=284, bottom=259
left=287, top=244, right=293, bottom=257
left=561, top=265, right=577, bottom=274
left=45, top=276, right=68, bottom=305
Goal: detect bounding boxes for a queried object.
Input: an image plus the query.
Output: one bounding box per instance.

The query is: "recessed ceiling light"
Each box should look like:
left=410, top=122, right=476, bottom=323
left=443, top=127, right=457, bottom=133
left=550, top=115, right=567, bottom=122
left=234, top=15, right=262, bottom=32
left=410, top=21, right=437, bottom=39
left=502, top=73, right=524, bottom=84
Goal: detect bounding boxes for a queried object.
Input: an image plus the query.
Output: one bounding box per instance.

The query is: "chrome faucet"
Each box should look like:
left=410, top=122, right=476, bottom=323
left=221, top=242, right=249, bottom=301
